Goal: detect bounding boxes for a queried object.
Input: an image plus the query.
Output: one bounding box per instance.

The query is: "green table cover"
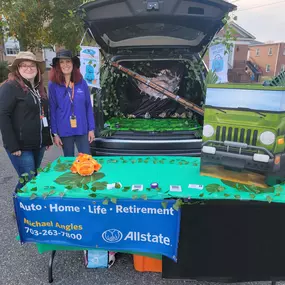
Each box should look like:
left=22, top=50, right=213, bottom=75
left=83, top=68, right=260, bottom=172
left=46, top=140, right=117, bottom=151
left=19, top=156, right=284, bottom=202
left=17, top=156, right=285, bottom=254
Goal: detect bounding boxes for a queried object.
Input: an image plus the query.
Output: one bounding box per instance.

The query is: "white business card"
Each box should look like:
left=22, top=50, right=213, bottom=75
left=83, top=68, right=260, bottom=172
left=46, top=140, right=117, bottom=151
left=170, top=185, right=182, bottom=192
left=132, top=184, right=144, bottom=191
left=107, top=182, right=122, bottom=190
left=188, top=184, right=204, bottom=190
left=107, top=183, right=116, bottom=190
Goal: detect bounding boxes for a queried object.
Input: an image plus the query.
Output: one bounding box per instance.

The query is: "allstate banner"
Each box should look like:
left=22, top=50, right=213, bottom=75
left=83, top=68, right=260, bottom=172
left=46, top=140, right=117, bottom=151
left=80, top=46, right=100, bottom=88
left=209, top=43, right=229, bottom=83
left=14, top=197, right=181, bottom=261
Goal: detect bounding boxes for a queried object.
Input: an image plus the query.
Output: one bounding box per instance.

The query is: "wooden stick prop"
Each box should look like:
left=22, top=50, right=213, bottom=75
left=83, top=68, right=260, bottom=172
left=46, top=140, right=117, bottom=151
left=111, top=62, right=204, bottom=116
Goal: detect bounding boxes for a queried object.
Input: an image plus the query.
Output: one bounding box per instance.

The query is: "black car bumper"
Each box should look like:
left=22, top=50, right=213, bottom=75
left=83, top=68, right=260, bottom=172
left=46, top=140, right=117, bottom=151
left=91, top=137, right=202, bottom=156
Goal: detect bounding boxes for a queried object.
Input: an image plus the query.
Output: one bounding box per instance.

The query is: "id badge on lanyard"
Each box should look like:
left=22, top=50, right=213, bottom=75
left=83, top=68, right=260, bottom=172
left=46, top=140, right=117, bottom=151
left=42, top=117, right=48, bottom=127
left=29, top=86, right=48, bottom=128
left=40, top=106, right=48, bottom=127
left=67, top=82, right=77, bottom=128
left=70, top=115, right=77, bottom=128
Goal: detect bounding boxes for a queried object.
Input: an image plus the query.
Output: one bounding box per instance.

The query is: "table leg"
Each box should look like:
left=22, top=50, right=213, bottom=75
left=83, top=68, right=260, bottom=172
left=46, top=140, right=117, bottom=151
left=48, top=250, right=56, bottom=283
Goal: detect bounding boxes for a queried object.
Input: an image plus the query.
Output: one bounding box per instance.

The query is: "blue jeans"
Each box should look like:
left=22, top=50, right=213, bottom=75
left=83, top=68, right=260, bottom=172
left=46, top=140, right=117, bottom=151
left=6, top=147, right=46, bottom=191
left=61, top=135, right=90, bottom=157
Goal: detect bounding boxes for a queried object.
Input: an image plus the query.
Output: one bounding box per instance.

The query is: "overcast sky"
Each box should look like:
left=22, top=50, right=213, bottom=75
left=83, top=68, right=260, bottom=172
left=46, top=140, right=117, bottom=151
left=234, top=0, right=285, bottom=42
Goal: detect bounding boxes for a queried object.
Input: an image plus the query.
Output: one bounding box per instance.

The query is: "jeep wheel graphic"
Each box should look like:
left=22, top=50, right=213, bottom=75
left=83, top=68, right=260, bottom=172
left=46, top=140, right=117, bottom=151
left=102, top=229, right=123, bottom=243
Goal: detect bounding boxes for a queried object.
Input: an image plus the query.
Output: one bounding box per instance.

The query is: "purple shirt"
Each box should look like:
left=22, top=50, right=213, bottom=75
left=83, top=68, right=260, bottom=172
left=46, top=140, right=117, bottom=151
left=48, top=79, right=95, bottom=137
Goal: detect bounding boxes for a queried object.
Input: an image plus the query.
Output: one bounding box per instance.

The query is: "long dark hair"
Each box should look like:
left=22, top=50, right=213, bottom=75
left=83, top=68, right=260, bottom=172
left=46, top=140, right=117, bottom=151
left=6, top=68, right=47, bottom=99
left=49, top=62, right=83, bottom=85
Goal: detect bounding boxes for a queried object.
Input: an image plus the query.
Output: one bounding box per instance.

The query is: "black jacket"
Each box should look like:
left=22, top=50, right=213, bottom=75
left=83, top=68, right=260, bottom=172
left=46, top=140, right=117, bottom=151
left=0, top=80, right=53, bottom=153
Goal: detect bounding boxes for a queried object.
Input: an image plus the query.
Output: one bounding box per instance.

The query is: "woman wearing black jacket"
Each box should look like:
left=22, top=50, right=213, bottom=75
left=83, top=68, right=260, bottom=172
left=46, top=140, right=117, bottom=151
left=0, top=51, right=53, bottom=191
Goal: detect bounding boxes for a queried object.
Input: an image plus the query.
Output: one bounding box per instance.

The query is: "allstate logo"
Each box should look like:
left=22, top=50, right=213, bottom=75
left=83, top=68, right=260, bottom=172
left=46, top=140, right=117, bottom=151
left=102, top=229, right=123, bottom=243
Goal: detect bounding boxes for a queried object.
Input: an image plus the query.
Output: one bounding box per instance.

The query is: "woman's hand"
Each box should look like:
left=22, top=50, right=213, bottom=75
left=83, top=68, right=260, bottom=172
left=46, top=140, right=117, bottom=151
left=88, top=130, right=95, bottom=143
left=54, top=136, right=63, bottom=147
left=12, top=150, right=21, bottom=156
left=46, top=146, right=52, bottom=150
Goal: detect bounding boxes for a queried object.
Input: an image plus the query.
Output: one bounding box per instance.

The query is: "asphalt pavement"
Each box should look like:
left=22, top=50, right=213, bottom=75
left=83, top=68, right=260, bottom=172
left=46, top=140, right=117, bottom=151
left=0, top=136, right=281, bottom=285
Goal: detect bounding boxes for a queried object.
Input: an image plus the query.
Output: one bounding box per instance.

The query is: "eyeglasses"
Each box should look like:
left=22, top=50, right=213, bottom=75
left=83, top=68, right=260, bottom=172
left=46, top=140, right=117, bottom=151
left=19, top=64, right=37, bottom=71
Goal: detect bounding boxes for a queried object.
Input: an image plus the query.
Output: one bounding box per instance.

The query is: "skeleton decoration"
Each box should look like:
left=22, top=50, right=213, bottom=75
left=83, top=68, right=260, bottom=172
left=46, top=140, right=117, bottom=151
left=137, top=69, right=182, bottom=100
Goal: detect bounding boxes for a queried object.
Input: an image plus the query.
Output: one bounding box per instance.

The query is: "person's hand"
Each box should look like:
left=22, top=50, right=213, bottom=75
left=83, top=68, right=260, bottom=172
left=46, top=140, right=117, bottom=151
left=54, top=136, right=63, bottom=147
left=88, top=130, right=95, bottom=143
left=46, top=146, right=52, bottom=150
left=12, top=150, right=21, bottom=156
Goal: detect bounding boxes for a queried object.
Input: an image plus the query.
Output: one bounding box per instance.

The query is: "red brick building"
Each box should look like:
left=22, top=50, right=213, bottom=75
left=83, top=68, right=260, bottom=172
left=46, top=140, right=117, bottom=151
left=204, top=22, right=262, bottom=83
left=248, top=43, right=285, bottom=78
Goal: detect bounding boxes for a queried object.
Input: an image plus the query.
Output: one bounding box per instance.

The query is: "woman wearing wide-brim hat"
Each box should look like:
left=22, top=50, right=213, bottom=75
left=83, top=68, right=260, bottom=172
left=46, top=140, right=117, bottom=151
left=48, top=49, right=95, bottom=156
left=0, top=51, right=53, bottom=191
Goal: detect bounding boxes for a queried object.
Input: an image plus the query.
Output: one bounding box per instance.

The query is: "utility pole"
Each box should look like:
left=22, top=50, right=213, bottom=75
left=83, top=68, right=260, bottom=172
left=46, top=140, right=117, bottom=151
left=0, top=15, right=6, bottom=62
left=0, top=25, right=5, bottom=61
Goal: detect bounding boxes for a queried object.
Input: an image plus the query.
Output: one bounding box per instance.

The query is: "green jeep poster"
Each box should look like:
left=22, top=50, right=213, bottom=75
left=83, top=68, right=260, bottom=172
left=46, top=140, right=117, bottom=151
left=200, top=84, right=285, bottom=187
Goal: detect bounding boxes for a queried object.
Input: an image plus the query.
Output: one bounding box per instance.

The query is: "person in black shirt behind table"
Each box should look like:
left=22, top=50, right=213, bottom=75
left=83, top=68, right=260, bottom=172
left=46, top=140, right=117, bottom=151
left=0, top=51, right=53, bottom=191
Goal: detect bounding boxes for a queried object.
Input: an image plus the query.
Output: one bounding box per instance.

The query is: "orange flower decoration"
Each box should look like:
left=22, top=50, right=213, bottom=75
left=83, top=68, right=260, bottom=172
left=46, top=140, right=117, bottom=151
left=70, top=153, right=102, bottom=176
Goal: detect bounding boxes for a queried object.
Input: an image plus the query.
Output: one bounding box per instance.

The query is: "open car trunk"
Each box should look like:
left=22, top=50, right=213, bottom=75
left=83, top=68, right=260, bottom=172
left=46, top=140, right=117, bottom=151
left=93, top=56, right=205, bottom=155
left=81, top=0, right=236, bottom=155
left=81, top=0, right=236, bottom=54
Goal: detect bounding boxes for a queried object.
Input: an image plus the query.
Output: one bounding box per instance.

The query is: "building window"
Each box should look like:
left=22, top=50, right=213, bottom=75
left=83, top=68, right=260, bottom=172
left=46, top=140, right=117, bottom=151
left=268, top=48, right=273, bottom=56
left=5, top=47, right=20, bottom=56
left=256, top=48, right=260, bottom=56
left=281, top=64, right=285, bottom=73
left=266, top=64, right=271, bottom=73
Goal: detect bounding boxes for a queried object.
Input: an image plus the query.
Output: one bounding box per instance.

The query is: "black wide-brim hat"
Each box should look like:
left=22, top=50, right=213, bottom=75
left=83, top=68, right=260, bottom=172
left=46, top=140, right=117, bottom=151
left=51, top=49, right=80, bottom=68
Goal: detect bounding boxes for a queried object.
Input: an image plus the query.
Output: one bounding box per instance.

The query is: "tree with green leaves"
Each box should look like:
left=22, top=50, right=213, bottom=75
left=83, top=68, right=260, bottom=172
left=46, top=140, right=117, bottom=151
left=0, top=61, right=9, bottom=82
left=46, top=0, right=89, bottom=52
left=1, top=1, right=52, bottom=51
left=0, top=0, right=89, bottom=53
